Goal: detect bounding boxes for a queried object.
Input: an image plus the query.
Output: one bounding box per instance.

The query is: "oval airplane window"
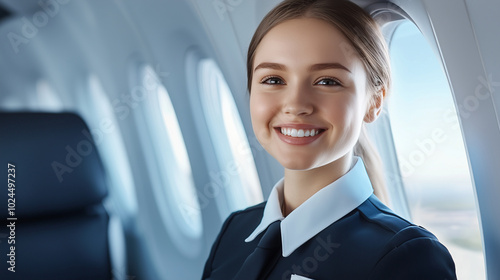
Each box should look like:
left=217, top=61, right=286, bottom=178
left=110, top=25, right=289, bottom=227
left=77, top=75, right=138, bottom=218
left=198, top=58, right=263, bottom=216
left=388, top=21, right=485, bottom=279
left=136, top=64, right=203, bottom=242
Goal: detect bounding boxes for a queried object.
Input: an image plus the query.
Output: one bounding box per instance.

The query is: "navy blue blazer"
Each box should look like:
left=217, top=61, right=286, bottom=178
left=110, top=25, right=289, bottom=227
left=202, top=195, right=456, bottom=280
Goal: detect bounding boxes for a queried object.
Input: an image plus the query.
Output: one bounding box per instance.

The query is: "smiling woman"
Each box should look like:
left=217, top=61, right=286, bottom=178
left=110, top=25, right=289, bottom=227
left=201, top=0, right=457, bottom=280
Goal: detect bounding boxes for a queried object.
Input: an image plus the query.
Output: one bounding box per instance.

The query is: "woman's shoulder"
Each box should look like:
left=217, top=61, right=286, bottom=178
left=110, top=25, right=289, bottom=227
left=230, top=201, right=267, bottom=219
left=221, top=201, right=267, bottom=231
left=357, top=195, right=431, bottom=239
left=214, top=201, right=267, bottom=245
left=354, top=195, right=451, bottom=251
left=201, top=201, right=267, bottom=279
left=315, top=194, right=451, bottom=256
left=353, top=195, right=457, bottom=279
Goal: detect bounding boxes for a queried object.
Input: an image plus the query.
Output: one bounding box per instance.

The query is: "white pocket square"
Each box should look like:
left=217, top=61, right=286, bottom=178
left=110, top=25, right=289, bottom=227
left=291, top=274, right=315, bottom=280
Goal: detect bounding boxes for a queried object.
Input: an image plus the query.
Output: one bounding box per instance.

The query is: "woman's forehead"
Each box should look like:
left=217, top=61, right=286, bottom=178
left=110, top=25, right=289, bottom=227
left=253, top=17, right=362, bottom=72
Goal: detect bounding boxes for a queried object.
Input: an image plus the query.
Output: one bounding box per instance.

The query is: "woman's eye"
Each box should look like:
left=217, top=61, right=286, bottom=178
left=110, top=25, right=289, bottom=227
left=261, top=76, right=285, bottom=85
left=315, top=78, right=341, bottom=86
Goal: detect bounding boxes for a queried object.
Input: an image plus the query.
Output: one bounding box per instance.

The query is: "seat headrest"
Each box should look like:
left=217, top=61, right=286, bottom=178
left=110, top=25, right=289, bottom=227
left=0, top=112, right=108, bottom=219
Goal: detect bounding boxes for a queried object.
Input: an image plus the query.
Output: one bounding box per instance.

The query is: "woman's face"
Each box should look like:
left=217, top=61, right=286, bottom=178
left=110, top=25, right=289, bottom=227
left=250, top=17, right=379, bottom=171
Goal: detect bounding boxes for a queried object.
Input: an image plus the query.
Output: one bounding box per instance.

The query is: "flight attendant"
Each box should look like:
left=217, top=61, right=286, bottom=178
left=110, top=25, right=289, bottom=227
left=202, top=0, right=457, bottom=279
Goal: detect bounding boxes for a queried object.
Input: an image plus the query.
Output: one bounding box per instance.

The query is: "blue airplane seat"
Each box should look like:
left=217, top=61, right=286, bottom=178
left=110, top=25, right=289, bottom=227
left=0, top=112, right=121, bottom=279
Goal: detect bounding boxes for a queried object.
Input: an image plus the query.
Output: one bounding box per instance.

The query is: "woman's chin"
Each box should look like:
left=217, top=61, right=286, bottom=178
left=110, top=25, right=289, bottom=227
left=279, top=159, right=316, bottom=171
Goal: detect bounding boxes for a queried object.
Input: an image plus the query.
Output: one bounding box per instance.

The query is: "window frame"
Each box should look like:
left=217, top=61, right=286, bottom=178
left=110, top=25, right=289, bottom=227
left=129, top=61, right=203, bottom=258
left=185, top=49, right=264, bottom=220
left=367, top=2, right=488, bottom=279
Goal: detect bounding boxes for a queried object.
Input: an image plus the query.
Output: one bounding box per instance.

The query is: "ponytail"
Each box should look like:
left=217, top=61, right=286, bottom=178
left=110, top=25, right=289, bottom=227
left=354, top=126, right=389, bottom=204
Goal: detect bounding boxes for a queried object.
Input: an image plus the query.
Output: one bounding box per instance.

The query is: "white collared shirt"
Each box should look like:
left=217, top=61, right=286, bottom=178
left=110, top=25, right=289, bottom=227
left=245, top=156, right=374, bottom=257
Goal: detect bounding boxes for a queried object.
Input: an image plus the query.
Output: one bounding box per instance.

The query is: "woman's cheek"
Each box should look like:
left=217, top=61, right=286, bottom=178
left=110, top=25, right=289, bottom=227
left=251, top=92, right=271, bottom=116
left=251, top=93, right=277, bottom=141
left=325, top=98, right=352, bottom=122
left=250, top=94, right=267, bottom=127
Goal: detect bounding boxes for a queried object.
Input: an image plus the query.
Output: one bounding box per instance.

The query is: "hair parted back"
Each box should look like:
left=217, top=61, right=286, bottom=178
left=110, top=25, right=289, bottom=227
left=247, top=0, right=391, bottom=203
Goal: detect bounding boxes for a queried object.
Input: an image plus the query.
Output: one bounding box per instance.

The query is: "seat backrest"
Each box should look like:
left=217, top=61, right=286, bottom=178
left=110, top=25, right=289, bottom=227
left=0, top=112, right=112, bottom=279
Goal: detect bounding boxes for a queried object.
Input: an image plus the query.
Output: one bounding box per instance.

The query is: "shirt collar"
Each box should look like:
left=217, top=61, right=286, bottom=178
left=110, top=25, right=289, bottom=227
left=245, top=156, right=374, bottom=257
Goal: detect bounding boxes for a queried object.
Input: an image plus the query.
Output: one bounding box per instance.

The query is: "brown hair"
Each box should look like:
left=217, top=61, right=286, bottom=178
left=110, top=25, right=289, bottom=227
left=247, top=0, right=391, bottom=203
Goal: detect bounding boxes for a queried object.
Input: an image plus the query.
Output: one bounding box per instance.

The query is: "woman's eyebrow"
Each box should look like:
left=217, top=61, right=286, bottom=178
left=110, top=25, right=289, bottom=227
left=254, top=62, right=351, bottom=73
left=309, top=63, right=351, bottom=73
left=254, top=62, right=287, bottom=72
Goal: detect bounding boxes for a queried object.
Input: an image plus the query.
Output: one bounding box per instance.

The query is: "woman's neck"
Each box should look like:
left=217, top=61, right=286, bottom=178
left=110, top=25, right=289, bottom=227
left=281, top=153, right=354, bottom=216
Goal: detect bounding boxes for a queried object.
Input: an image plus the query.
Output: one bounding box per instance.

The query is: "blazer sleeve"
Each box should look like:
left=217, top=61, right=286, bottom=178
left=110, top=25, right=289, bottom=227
left=369, top=226, right=457, bottom=280
left=201, top=212, right=237, bottom=280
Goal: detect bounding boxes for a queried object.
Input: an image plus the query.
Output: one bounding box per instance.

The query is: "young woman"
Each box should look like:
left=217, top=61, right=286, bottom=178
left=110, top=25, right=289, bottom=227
left=202, top=0, right=457, bottom=279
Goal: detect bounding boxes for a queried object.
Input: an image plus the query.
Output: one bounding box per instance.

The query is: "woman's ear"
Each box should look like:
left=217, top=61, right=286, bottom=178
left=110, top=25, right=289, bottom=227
left=364, top=86, right=386, bottom=123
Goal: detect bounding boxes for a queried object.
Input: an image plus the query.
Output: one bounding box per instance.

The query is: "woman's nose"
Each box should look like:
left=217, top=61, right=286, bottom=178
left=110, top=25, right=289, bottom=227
left=282, top=86, right=314, bottom=116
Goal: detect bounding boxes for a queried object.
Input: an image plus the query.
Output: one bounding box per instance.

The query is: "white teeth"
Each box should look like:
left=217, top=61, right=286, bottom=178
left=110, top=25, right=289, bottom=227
left=280, top=128, right=321, bottom=137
